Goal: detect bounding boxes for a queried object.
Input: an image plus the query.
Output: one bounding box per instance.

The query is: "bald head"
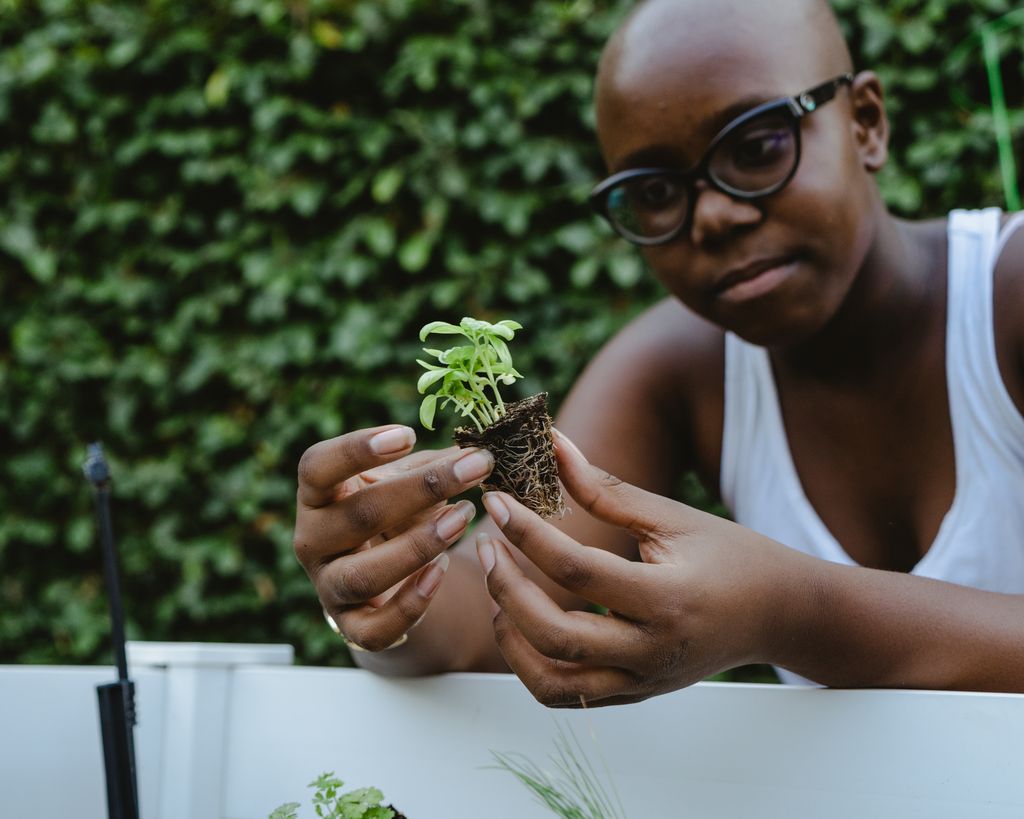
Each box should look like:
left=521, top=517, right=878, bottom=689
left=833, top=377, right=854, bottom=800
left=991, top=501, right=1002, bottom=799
left=601, top=0, right=852, bottom=88
left=595, top=0, right=855, bottom=168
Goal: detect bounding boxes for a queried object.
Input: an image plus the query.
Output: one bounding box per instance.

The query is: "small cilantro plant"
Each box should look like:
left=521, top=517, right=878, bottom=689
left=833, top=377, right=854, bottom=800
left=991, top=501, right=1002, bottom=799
left=416, top=316, right=524, bottom=433
left=269, top=773, right=399, bottom=819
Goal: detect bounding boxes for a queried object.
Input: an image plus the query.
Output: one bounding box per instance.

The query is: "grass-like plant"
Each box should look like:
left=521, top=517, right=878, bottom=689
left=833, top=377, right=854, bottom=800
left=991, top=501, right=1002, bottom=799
left=416, top=316, right=524, bottom=433
left=490, top=723, right=627, bottom=819
left=269, top=773, right=398, bottom=819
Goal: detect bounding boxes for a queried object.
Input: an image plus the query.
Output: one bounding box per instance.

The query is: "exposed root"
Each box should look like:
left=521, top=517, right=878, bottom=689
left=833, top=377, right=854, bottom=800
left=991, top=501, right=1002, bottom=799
left=453, top=392, right=565, bottom=518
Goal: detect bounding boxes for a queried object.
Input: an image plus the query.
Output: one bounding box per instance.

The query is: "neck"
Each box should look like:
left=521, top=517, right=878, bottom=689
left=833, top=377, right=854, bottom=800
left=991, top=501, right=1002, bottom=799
left=773, top=210, right=945, bottom=384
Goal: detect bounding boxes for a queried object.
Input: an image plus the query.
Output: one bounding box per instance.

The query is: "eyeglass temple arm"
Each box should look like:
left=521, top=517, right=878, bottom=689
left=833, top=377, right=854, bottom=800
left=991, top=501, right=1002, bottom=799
left=791, top=72, right=855, bottom=116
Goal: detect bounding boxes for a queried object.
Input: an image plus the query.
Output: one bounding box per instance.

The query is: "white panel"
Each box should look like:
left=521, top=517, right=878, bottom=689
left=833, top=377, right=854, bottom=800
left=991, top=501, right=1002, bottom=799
left=127, top=641, right=293, bottom=668
left=0, top=666, right=165, bottom=819
left=221, top=669, right=1024, bottom=819
left=4, top=654, right=1024, bottom=819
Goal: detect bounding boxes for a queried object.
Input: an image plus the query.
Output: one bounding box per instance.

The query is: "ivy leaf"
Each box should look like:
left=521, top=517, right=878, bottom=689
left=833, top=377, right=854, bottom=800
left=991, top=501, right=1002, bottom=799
left=372, top=167, right=404, bottom=203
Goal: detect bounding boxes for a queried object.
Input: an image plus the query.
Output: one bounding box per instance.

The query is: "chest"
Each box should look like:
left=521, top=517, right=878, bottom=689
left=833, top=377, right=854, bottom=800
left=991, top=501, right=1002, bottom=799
left=776, top=366, right=956, bottom=572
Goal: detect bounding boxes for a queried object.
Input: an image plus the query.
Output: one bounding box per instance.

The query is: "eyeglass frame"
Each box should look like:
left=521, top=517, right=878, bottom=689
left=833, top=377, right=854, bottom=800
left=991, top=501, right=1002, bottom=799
left=589, top=73, right=856, bottom=246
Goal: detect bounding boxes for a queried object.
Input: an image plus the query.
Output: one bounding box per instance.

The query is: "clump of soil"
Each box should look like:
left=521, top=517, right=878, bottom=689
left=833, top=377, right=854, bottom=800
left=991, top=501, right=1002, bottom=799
left=453, top=392, right=565, bottom=518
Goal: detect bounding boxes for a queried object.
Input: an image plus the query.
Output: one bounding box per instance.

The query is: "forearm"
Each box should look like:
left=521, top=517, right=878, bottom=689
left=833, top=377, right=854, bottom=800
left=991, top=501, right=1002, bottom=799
left=772, top=555, right=1024, bottom=691
left=352, top=539, right=509, bottom=676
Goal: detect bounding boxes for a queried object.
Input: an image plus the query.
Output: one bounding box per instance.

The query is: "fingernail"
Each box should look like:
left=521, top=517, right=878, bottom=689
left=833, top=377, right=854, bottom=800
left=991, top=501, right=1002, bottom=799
left=476, top=532, right=495, bottom=575
left=416, top=551, right=448, bottom=597
left=553, top=428, right=588, bottom=463
left=482, top=492, right=510, bottom=527
left=369, top=426, right=415, bottom=455
left=436, top=502, right=475, bottom=541
left=453, top=448, right=493, bottom=484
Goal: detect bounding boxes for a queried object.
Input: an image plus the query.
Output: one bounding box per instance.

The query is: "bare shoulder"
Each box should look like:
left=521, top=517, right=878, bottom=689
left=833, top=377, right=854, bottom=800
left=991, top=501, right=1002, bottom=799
left=993, top=212, right=1024, bottom=409
left=556, top=296, right=725, bottom=495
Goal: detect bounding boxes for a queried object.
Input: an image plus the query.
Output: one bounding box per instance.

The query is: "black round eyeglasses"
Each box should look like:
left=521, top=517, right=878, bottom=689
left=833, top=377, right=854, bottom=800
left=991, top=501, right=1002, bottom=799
left=589, top=73, right=854, bottom=246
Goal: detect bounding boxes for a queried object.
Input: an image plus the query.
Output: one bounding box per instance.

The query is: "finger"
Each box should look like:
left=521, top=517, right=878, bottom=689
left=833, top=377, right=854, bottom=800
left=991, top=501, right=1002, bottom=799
left=298, top=425, right=417, bottom=507
left=481, top=491, right=654, bottom=619
left=300, top=447, right=494, bottom=559
left=500, top=641, right=643, bottom=708
left=551, top=427, right=679, bottom=540
left=477, top=532, right=646, bottom=666
left=361, top=446, right=460, bottom=484
left=317, top=501, right=475, bottom=606
left=492, top=608, right=643, bottom=708
left=480, top=558, right=641, bottom=709
left=330, top=554, right=449, bottom=652
left=363, top=447, right=459, bottom=539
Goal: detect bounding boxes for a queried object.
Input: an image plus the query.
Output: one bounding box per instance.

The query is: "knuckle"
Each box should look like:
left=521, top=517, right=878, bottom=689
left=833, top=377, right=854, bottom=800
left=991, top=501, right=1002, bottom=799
left=552, top=553, right=593, bottom=590
left=408, top=528, right=442, bottom=565
left=347, top=494, right=386, bottom=535
left=536, top=627, right=585, bottom=663
left=351, top=629, right=388, bottom=653
left=337, top=562, right=375, bottom=603
left=292, top=533, right=311, bottom=564
left=486, top=570, right=511, bottom=603
left=533, top=679, right=569, bottom=708
left=296, top=445, right=320, bottom=488
left=491, top=611, right=512, bottom=645
left=394, top=591, right=427, bottom=625
left=419, top=467, right=451, bottom=503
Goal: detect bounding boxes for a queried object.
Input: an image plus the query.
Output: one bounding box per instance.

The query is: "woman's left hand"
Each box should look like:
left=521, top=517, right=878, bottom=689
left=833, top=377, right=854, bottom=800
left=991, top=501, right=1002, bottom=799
left=475, top=429, right=813, bottom=707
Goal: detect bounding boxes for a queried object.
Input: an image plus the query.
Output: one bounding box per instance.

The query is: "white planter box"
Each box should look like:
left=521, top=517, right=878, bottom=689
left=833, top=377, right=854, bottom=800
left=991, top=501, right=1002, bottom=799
left=3, top=641, right=1023, bottom=818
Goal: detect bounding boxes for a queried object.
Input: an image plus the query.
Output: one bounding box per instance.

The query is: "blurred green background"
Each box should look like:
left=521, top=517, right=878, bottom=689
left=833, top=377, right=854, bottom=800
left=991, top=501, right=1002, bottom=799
left=1, top=0, right=1021, bottom=668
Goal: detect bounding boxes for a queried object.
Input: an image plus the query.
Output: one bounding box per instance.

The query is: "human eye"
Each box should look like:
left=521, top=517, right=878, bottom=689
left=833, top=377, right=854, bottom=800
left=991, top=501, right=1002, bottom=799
left=630, top=175, right=683, bottom=210
left=730, top=126, right=792, bottom=169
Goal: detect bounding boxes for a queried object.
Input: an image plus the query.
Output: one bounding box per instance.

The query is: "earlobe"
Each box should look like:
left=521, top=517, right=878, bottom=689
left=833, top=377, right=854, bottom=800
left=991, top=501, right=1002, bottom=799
left=850, top=71, right=889, bottom=173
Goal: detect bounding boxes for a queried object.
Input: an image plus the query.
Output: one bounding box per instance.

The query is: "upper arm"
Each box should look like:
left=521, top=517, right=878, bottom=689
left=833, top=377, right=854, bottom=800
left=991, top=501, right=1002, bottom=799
left=993, top=213, right=1024, bottom=414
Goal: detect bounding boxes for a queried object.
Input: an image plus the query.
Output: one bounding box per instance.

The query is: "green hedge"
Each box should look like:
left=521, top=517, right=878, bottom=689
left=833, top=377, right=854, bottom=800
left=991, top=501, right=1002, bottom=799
left=1, top=0, right=1020, bottom=666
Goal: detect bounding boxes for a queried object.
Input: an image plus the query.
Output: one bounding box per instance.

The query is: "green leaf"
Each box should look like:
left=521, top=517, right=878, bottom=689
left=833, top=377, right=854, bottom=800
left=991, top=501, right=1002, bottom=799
left=398, top=231, right=433, bottom=272
left=419, top=394, right=438, bottom=430
left=204, top=68, right=231, bottom=107
left=372, top=167, right=404, bottom=204
left=416, top=368, right=447, bottom=393
left=419, top=321, right=462, bottom=341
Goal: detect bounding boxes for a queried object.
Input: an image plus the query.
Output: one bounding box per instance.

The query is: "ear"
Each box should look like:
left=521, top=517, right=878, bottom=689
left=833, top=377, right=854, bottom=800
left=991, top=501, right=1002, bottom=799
left=848, top=71, right=889, bottom=173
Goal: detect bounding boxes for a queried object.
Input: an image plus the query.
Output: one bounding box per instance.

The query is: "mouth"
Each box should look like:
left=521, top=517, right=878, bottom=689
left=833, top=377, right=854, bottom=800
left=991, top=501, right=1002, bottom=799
left=712, top=256, right=798, bottom=303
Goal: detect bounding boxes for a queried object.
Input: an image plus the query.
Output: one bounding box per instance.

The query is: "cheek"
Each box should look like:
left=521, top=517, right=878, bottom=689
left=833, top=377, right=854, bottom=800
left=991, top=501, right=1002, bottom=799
left=641, top=247, right=715, bottom=315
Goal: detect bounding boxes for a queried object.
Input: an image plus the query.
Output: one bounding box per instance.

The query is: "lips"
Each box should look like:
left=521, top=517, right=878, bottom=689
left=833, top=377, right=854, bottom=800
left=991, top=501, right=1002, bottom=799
left=711, top=256, right=798, bottom=303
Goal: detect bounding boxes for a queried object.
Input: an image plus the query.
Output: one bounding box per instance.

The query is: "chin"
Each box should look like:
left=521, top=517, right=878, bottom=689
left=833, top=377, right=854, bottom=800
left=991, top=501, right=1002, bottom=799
left=718, top=302, right=834, bottom=349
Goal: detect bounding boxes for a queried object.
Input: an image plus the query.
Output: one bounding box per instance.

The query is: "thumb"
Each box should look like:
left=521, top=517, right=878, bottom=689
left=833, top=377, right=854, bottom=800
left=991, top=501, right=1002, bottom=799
left=552, top=428, right=680, bottom=543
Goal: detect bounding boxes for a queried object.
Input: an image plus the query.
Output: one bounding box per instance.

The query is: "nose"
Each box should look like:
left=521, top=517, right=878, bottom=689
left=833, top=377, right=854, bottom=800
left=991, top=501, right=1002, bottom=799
left=689, top=184, right=762, bottom=246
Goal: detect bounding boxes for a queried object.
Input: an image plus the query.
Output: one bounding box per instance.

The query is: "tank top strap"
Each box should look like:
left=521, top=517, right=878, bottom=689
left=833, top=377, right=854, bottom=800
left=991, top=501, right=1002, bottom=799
left=994, top=211, right=1024, bottom=260
left=946, top=208, right=1024, bottom=451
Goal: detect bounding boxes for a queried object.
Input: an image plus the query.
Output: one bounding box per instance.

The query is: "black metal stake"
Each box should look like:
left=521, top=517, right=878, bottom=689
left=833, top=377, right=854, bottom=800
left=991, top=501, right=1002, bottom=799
left=83, top=442, right=140, bottom=819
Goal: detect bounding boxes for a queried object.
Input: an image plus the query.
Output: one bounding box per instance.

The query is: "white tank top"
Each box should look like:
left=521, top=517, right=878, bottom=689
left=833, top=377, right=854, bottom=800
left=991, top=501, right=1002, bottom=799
left=720, top=208, right=1024, bottom=685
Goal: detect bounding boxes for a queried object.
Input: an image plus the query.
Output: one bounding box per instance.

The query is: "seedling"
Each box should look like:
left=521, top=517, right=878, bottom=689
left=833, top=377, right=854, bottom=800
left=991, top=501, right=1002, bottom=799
left=417, top=317, right=564, bottom=518
left=416, top=317, right=524, bottom=433
left=269, top=772, right=403, bottom=819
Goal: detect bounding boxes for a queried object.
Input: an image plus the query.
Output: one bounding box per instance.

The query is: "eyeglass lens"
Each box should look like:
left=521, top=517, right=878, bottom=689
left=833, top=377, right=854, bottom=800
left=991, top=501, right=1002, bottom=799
left=605, top=109, right=797, bottom=242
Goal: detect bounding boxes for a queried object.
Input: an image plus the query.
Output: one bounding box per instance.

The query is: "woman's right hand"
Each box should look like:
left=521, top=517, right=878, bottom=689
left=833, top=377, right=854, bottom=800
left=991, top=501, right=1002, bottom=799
left=293, top=424, right=494, bottom=652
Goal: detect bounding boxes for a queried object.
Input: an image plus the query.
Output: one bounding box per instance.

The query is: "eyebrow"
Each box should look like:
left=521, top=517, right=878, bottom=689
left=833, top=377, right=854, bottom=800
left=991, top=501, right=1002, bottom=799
left=611, top=91, right=780, bottom=174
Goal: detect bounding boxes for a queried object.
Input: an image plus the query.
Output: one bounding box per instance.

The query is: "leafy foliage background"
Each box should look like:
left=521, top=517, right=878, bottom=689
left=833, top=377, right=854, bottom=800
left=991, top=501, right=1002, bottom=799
left=1, top=0, right=1020, bottom=667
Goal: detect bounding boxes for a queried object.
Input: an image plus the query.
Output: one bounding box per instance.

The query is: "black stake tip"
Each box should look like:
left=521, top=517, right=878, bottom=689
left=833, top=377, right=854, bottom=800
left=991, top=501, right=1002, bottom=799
left=83, top=441, right=111, bottom=485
